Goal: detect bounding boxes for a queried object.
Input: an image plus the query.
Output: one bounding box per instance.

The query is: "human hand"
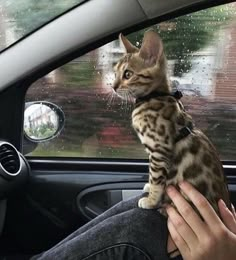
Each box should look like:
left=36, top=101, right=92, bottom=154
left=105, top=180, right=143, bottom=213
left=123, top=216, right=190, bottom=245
left=166, top=181, right=236, bottom=260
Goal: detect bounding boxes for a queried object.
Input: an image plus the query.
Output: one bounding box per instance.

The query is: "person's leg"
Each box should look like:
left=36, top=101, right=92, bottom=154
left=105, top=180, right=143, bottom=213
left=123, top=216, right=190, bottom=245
left=53, top=196, right=140, bottom=250
left=31, top=195, right=140, bottom=259
left=64, top=195, right=140, bottom=240
left=32, top=206, right=170, bottom=260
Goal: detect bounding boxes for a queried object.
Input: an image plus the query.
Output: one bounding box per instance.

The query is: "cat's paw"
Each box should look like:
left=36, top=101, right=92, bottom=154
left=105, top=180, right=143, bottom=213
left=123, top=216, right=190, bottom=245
left=138, top=197, right=158, bottom=209
left=158, top=207, right=168, bottom=217
left=143, top=183, right=150, bottom=193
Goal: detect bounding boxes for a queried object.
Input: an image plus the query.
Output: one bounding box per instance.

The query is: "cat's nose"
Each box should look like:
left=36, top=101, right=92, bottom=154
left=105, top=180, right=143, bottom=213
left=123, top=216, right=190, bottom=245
left=113, top=81, right=119, bottom=91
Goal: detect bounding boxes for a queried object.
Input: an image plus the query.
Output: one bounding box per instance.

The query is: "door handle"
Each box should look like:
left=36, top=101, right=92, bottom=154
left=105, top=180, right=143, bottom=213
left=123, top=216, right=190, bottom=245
left=77, top=183, right=144, bottom=220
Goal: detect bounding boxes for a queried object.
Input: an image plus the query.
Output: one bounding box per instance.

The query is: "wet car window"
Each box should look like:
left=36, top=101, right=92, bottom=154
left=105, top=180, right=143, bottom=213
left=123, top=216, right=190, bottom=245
left=24, top=3, right=236, bottom=160
left=0, top=0, right=85, bottom=52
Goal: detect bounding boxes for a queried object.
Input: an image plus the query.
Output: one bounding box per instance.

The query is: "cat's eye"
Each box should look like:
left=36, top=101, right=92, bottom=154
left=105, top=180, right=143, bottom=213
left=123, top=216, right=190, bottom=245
left=123, top=70, right=133, bottom=80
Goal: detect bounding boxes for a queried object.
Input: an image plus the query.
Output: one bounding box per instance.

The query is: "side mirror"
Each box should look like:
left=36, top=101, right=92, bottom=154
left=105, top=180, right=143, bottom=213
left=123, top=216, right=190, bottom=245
left=24, top=101, right=65, bottom=143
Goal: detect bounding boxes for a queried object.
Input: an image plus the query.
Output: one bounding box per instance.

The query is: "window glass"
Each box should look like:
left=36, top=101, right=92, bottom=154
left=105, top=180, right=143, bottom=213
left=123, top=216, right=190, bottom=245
left=24, top=3, right=236, bottom=160
left=0, top=0, right=85, bottom=52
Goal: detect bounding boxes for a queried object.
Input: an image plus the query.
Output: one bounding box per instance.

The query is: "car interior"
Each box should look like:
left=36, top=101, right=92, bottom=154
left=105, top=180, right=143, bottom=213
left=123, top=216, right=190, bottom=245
left=0, top=0, right=235, bottom=259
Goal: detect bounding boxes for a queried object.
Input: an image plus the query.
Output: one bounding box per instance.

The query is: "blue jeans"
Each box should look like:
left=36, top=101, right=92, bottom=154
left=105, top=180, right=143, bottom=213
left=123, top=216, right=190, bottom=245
left=31, top=195, right=181, bottom=260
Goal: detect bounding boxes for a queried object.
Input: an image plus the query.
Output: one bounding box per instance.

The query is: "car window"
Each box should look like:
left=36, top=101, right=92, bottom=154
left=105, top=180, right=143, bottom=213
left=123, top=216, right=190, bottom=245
left=24, top=3, right=236, bottom=160
left=0, top=0, right=86, bottom=52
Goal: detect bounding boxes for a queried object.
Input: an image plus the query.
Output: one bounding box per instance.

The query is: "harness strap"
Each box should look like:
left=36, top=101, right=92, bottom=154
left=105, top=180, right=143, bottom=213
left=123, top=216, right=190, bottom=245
left=135, top=90, right=193, bottom=142
left=175, top=124, right=193, bottom=143
left=135, top=90, right=183, bottom=104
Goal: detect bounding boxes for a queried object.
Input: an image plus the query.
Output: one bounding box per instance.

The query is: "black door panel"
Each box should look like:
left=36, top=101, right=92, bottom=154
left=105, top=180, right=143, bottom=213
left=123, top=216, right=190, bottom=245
left=27, top=160, right=236, bottom=229
left=28, top=164, right=147, bottom=227
left=27, top=160, right=236, bottom=227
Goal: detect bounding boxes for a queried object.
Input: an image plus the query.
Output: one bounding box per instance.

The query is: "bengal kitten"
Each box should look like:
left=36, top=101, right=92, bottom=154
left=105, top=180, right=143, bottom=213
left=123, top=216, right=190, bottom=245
left=112, top=30, right=231, bottom=217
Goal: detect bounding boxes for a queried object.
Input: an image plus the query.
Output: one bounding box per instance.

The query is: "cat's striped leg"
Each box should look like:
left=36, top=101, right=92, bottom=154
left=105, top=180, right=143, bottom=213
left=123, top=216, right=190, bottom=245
left=138, top=156, right=167, bottom=209
left=143, top=183, right=150, bottom=193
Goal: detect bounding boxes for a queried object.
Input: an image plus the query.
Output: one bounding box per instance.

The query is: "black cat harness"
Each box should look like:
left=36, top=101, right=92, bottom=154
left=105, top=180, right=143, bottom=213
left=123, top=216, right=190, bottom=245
left=135, top=90, right=193, bottom=143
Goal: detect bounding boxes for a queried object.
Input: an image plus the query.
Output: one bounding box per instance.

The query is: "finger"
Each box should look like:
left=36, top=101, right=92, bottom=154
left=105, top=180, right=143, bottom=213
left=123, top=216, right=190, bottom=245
left=218, top=199, right=236, bottom=234
left=231, top=204, right=236, bottom=219
left=166, top=205, right=198, bottom=247
left=179, top=181, right=222, bottom=227
left=166, top=185, right=208, bottom=237
left=167, top=218, right=190, bottom=258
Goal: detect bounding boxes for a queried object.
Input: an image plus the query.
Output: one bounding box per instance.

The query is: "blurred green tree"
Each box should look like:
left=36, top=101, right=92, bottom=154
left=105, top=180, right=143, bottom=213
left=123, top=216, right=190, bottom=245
left=127, top=5, right=234, bottom=76
left=2, top=0, right=81, bottom=36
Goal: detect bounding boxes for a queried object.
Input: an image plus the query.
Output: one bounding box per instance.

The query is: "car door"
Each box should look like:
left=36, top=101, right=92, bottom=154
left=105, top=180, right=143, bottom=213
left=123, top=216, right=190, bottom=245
left=0, top=0, right=235, bottom=258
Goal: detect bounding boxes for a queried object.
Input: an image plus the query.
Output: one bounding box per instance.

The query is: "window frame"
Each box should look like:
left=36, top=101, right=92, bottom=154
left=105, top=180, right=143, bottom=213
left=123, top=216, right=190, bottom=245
left=19, top=0, right=236, bottom=166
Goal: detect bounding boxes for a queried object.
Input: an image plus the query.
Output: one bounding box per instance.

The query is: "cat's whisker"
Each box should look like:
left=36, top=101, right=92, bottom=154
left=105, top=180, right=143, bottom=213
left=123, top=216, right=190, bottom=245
left=124, top=92, right=128, bottom=114
left=106, top=91, right=115, bottom=108
left=125, top=91, right=130, bottom=113
left=105, top=91, right=112, bottom=102
left=127, top=92, right=134, bottom=112
left=118, top=90, right=126, bottom=110
left=123, top=94, right=126, bottom=112
left=106, top=93, right=112, bottom=108
left=111, top=94, right=116, bottom=108
left=111, top=93, right=116, bottom=107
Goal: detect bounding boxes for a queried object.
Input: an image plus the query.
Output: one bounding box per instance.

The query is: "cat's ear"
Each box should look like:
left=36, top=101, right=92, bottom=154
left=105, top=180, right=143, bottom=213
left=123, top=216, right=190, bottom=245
left=139, top=30, right=163, bottom=66
left=119, top=33, right=139, bottom=53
